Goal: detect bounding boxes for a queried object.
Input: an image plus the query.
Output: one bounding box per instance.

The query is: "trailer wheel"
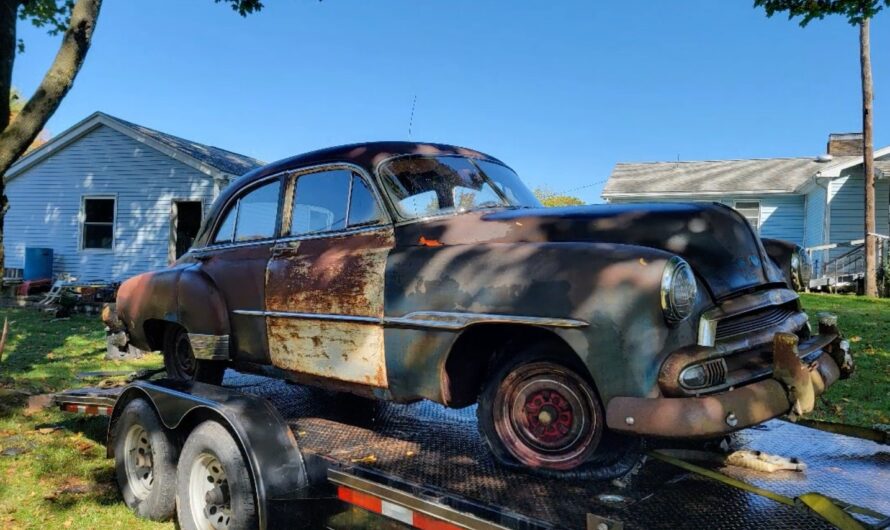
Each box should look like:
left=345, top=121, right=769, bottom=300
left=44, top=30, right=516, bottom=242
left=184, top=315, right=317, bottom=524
left=112, top=399, right=177, bottom=521
left=176, top=421, right=257, bottom=530
left=163, top=326, right=225, bottom=385
left=477, top=345, right=605, bottom=471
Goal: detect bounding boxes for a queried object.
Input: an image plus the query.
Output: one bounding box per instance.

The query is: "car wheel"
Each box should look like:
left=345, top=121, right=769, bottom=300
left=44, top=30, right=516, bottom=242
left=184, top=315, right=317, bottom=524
left=163, top=326, right=225, bottom=385
left=176, top=421, right=257, bottom=530
left=112, top=399, right=177, bottom=521
left=477, top=345, right=605, bottom=471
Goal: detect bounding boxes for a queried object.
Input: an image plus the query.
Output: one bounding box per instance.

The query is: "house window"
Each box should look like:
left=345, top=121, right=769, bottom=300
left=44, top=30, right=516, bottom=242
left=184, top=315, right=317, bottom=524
left=82, top=197, right=115, bottom=250
left=734, top=200, right=761, bottom=232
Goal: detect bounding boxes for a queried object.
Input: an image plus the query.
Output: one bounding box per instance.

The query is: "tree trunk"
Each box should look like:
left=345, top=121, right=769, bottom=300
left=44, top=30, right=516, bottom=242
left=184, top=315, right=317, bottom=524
left=0, top=0, right=102, bottom=274
left=861, top=19, right=877, bottom=297
left=0, top=1, right=20, bottom=277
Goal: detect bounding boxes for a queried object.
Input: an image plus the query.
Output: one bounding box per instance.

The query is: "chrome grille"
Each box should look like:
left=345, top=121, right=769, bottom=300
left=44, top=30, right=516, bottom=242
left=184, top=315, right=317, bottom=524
left=715, top=305, right=798, bottom=341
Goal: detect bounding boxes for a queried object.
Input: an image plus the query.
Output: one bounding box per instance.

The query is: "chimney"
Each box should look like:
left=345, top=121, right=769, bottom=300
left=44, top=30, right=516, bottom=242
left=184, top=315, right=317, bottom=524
left=826, top=132, right=863, bottom=156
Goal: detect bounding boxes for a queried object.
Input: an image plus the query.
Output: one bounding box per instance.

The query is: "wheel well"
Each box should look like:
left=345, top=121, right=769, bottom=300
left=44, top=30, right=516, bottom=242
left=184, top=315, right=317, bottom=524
left=143, top=319, right=182, bottom=352
left=442, top=324, right=585, bottom=408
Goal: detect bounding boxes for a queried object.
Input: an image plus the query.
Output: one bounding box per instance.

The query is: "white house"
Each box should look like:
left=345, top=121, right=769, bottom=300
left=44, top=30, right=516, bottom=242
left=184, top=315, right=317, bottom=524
left=3, top=112, right=263, bottom=281
left=602, top=133, right=890, bottom=276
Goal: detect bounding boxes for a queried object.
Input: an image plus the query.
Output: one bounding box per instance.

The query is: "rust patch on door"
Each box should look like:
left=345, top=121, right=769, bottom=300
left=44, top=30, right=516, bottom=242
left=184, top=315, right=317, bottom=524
left=267, top=317, right=387, bottom=387
left=265, top=228, right=394, bottom=388
left=266, top=230, right=393, bottom=317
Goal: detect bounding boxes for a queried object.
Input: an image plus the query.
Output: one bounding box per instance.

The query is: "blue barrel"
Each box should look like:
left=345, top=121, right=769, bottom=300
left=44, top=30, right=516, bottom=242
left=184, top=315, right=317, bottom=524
left=24, top=247, right=53, bottom=280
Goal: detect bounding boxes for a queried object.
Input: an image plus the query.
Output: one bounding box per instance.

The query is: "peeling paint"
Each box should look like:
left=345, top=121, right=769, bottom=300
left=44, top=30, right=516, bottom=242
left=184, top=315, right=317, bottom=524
left=268, top=317, right=387, bottom=387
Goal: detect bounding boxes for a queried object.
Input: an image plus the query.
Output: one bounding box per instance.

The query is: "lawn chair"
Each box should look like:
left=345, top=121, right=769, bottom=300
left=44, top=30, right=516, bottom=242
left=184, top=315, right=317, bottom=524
left=38, top=274, right=77, bottom=306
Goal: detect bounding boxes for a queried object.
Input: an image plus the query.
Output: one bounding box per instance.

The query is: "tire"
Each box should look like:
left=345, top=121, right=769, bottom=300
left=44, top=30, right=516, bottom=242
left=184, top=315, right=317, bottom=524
left=176, top=421, right=257, bottom=530
left=477, top=344, right=605, bottom=471
left=112, top=399, right=178, bottom=521
left=162, top=326, right=226, bottom=385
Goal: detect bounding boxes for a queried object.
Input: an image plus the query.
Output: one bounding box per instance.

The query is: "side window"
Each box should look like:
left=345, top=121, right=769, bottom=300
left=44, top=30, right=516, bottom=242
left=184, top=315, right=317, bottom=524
left=291, top=170, right=350, bottom=235
left=235, top=180, right=281, bottom=241
left=213, top=204, right=237, bottom=244
left=213, top=179, right=281, bottom=244
left=347, top=174, right=383, bottom=227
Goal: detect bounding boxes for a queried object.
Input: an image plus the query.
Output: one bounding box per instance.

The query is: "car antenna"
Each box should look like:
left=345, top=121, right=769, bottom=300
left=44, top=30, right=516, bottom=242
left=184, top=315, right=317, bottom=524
left=408, top=94, right=417, bottom=138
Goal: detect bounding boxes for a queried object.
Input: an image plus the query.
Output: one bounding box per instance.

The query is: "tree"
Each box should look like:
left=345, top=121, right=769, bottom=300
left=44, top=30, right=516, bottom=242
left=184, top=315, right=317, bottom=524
left=754, top=0, right=889, bottom=297
left=533, top=187, right=585, bottom=207
left=0, top=1, right=264, bottom=275
left=10, top=88, right=50, bottom=153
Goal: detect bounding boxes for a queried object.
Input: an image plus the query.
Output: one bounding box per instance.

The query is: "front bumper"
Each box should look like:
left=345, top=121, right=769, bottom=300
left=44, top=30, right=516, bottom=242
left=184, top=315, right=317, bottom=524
left=605, top=316, right=853, bottom=437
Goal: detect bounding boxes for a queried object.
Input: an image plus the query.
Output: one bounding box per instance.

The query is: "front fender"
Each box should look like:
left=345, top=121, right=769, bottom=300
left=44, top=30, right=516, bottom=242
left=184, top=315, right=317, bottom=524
left=384, top=242, right=706, bottom=403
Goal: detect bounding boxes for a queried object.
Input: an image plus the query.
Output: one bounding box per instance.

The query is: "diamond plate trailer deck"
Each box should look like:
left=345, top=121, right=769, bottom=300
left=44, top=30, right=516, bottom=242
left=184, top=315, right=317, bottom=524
left=55, top=372, right=889, bottom=530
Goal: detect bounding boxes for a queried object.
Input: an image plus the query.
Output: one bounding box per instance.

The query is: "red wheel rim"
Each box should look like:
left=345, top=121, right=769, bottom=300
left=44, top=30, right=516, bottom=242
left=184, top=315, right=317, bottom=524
left=493, top=362, right=601, bottom=470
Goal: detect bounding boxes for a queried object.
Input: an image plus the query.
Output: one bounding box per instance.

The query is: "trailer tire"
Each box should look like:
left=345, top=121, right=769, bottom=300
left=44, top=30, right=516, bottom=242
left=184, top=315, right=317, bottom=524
left=162, top=326, right=225, bottom=385
left=477, top=344, right=605, bottom=471
left=176, top=421, right=257, bottom=530
left=112, top=399, right=178, bottom=521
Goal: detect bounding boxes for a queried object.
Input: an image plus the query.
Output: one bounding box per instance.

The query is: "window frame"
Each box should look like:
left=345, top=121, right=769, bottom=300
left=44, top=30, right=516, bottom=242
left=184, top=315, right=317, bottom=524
left=733, top=199, right=762, bottom=233
left=207, top=174, right=286, bottom=248
left=80, top=195, right=117, bottom=253
left=280, top=163, right=391, bottom=243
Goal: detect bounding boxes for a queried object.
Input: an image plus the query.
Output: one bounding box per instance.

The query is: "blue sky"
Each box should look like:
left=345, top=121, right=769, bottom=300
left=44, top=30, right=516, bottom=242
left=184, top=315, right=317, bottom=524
left=12, top=0, right=890, bottom=203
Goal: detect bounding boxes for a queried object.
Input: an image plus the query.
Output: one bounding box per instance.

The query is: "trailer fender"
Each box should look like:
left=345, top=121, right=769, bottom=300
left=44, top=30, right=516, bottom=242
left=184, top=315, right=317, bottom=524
left=108, top=380, right=308, bottom=530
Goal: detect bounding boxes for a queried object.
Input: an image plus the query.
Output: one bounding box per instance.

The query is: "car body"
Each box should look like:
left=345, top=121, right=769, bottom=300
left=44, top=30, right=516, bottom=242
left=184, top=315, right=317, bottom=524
left=762, top=238, right=810, bottom=292
left=114, top=142, right=852, bottom=471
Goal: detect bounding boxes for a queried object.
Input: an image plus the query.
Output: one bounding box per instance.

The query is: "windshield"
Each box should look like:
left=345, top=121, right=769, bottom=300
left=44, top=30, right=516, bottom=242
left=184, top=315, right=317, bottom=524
left=378, top=155, right=541, bottom=220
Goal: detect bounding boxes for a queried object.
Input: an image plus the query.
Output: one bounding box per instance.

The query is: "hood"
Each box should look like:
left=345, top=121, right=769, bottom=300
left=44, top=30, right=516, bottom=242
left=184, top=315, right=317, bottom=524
left=396, top=202, right=785, bottom=300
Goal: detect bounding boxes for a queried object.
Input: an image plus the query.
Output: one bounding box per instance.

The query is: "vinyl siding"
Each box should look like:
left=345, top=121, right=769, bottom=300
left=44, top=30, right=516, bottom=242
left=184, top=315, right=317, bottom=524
left=5, top=124, right=216, bottom=280
left=609, top=194, right=806, bottom=245
left=827, top=166, right=890, bottom=261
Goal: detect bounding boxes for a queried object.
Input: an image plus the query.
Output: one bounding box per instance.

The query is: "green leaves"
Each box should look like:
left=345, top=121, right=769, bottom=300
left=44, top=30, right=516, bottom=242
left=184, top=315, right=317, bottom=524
left=214, top=0, right=266, bottom=17
left=18, top=0, right=75, bottom=35
left=753, top=0, right=890, bottom=26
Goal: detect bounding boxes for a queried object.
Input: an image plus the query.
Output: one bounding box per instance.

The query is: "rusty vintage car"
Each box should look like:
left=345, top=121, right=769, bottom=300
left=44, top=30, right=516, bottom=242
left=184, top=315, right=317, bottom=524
left=114, top=142, right=853, bottom=472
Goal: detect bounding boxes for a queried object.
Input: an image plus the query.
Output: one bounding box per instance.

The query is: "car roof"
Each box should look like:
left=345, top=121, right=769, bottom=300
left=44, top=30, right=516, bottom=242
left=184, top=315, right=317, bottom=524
left=235, top=141, right=506, bottom=187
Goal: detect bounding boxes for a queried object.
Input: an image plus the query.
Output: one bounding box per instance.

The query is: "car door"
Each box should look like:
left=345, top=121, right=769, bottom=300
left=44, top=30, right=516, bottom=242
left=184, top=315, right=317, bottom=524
left=265, top=166, right=394, bottom=388
left=196, top=176, right=283, bottom=363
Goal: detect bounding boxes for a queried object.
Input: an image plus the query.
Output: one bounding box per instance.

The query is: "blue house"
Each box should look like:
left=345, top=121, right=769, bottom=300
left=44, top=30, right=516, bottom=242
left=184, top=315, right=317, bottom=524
left=3, top=112, right=263, bottom=281
left=602, top=133, right=890, bottom=276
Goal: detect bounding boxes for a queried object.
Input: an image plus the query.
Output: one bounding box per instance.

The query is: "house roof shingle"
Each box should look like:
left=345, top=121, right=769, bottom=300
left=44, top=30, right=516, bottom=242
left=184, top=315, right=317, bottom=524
left=105, top=113, right=265, bottom=177
left=602, top=156, right=859, bottom=197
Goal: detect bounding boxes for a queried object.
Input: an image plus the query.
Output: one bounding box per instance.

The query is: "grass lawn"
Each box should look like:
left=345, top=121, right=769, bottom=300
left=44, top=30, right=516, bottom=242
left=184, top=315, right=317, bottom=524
left=0, top=294, right=887, bottom=529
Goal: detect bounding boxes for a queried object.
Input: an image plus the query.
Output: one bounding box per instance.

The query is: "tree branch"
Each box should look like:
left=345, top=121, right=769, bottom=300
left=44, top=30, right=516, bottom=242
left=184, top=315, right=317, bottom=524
left=0, top=0, right=101, bottom=176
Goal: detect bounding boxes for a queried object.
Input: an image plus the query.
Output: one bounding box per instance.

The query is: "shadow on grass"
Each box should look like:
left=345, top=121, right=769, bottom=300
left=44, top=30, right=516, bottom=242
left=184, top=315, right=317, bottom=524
left=42, top=466, right=123, bottom=511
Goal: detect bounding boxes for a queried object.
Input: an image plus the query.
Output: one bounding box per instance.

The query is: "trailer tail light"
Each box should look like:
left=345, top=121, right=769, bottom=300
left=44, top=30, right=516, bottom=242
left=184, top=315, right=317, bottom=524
left=61, top=403, right=114, bottom=416
left=337, top=485, right=464, bottom=530
left=330, top=469, right=509, bottom=530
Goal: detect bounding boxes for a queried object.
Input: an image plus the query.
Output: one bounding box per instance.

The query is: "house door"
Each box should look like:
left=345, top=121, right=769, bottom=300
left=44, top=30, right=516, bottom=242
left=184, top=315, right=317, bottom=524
left=172, top=201, right=203, bottom=261
left=265, top=167, right=394, bottom=389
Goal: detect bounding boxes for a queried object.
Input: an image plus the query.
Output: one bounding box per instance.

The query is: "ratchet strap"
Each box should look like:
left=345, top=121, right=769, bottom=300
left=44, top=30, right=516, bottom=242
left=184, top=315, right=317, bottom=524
left=649, top=450, right=886, bottom=530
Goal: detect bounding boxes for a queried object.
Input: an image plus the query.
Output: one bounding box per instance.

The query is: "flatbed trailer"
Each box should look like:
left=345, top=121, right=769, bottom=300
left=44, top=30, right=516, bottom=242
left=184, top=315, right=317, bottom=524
left=54, top=371, right=889, bottom=530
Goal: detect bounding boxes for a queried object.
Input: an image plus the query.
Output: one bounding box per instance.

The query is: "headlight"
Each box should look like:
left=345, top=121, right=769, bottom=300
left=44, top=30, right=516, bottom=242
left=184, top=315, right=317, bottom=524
left=661, top=256, right=697, bottom=323
left=790, top=253, right=800, bottom=270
